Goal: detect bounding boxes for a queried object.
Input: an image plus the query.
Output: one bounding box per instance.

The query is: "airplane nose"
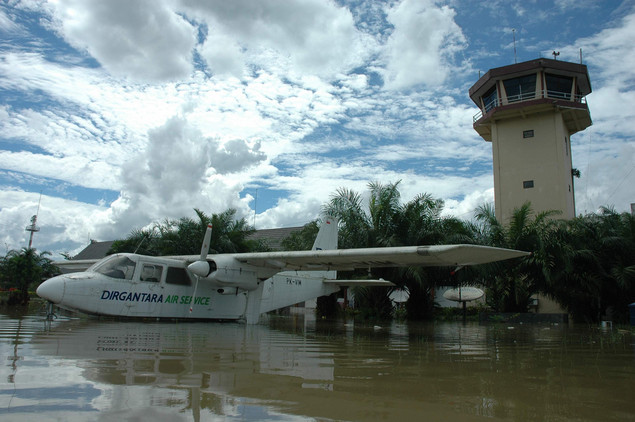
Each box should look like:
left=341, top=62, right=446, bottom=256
left=36, top=276, right=65, bottom=304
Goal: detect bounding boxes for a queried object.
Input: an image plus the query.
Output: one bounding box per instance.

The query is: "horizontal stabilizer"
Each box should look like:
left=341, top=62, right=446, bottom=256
left=323, top=278, right=395, bottom=287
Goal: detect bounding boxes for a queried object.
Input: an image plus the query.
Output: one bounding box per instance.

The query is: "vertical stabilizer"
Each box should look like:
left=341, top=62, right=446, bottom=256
left=310, top=216, right=337, bottom=281
left=312, top=216, right=338, bottom=251
left=257, top=217, right=340, bottom=319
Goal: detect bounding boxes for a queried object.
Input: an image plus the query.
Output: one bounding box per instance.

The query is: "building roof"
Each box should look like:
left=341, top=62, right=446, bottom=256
left=247, top=226, right=303, bottom=250
left=71, top=226, right=304, bottom=260
left=72, top=240, right=115, bottom=260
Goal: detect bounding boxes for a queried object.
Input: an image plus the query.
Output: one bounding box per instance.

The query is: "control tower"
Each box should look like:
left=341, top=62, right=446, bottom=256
left=469, top=58, right=592, bottom=222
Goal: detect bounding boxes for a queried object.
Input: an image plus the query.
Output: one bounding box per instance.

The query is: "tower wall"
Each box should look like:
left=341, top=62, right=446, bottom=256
left=491, top=111, right=575, bottom=222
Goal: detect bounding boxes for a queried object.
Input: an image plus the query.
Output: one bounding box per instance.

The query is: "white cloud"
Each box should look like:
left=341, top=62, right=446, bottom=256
left=0, top=189, right=107, bottom=256
left=105, top=116, right=266, bottom=231
left=1, top=1, right=634, bottom=257
left=557, top=9, right=635, bottom=213
left=46, top=0, right=198, bottom=82
left=381, top=0, right=466, bottom=90
left=182, top=0, right=374, bottom=80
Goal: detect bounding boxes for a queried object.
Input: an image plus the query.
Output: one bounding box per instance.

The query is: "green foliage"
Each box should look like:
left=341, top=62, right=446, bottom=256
left=280, top=221, right=319, bottom=251
left=0, top=248, right=58, bottom=305
left=351, top=286, right=394, bottom=320
left=108, top=208, right=261, bottom=256
left=72, top=192, right=635, bottom=324
left=474, top=203, right=634, bottom=323
left=475, top=202, right=560, bottom=313
left=543, top=208, right=635, bottom=323
left=323, top=180, right=473, bottom=320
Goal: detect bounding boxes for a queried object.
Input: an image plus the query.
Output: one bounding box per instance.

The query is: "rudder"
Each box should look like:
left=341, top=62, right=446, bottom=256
left=312, top=216, right=338, bottom=251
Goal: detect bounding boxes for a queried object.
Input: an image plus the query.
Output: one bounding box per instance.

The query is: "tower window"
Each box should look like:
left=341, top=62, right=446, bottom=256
left=503, top=74, right=537, bottom=102
left=523, top=180, right=534, bottom=189
left=523, top=130, right=534, bottom=138
left=546, top=73, right=573, bottom=100
left=482, top=85, right=498, bottom=112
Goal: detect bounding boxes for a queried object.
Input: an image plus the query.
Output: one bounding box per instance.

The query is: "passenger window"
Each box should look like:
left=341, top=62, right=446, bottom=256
left=165, top=267, right=192, bottom=286
left=140, top=264, right=162, bottom=283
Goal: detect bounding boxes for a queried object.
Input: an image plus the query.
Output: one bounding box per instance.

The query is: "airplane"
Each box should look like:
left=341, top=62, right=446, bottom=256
left=36, top=217, right=529, bottom=324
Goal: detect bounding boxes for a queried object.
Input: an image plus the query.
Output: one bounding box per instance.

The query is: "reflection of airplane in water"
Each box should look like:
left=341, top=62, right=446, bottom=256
left=30, top=318, right=338, bottom=420
left=37, top=217, right=528, bottom=323
left=26, top=318, right=481, bottom=420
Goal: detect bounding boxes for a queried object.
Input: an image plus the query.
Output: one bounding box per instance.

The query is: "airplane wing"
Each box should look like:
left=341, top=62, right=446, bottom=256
left=57, top=245, right=527, bottom=274
left=171, top=244, right=528, bottom=271
left=232, top=244, right=529, bottom=271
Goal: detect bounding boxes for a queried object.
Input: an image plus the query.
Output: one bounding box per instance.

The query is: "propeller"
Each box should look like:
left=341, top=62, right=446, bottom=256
left=187, top=224, right=213, bottom=313
left=188, top=224, right=213, bottom=278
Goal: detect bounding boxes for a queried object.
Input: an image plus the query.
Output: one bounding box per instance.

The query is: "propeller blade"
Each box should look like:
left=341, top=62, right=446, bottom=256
left=200, top=224, right=213, bottom=260
left=188, top=224, right=213, bottom=278
left=189, top=277, right=200, bottom=314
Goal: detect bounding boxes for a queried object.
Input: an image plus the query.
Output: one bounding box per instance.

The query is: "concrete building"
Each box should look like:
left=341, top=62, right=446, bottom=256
left=469, top=57, right=592, bottom=223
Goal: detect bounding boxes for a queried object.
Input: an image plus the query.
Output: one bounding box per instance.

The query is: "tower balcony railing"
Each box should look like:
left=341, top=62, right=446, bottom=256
left=473, top=90, right=587, bottom=123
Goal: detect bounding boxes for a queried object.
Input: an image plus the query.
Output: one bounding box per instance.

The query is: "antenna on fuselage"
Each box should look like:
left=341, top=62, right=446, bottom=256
left=133, top=235, right=147, bottom=254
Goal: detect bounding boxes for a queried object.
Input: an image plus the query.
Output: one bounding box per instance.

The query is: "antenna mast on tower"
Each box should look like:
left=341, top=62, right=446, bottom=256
left=512, top=29, right=517, bottom=63
left=25, top=192, right=42, bottom=249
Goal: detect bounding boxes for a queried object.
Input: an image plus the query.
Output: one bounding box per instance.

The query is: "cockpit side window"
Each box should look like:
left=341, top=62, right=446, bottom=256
left=140, top=264, right=163, bottom=283
left=94, top=256, right=137, bottom=280
left=165, top=267, right=192, bottom=286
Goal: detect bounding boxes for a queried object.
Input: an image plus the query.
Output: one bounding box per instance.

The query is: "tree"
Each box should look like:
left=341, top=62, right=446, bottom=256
left=475, top=202, right=560, bottom=312
left=108, top=208, right=264, bottom=256
left=280, top=221, right=319, bottom=251
left=323, top=181, right=459, bottom=320
left=0, top=248, right=58, bottom=305
left=545, top=208, right=635, bottom=323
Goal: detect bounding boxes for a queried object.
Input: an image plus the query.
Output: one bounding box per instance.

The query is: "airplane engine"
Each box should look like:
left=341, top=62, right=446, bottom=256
left=203, top=256, right=260, bottom=291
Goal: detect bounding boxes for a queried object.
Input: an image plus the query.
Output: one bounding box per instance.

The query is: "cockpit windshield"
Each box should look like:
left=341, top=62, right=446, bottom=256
left=93, top=255, right=137, bottom=280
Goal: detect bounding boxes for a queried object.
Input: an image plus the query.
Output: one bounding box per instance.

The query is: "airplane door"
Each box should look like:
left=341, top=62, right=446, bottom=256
left=128, top=263, right=164, bottom=315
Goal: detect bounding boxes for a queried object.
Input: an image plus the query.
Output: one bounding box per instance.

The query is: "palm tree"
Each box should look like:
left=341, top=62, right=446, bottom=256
left=0, top=248, right=58, bottom=305
left=109, top=208, right=262, bottom=256
left=546, top=208, right=635, bottom=322
left=323, top=181, right=403, bottom=319
left=280, top=221, right=319, bottom=251
left=475, top=202, right=560, bottom=312
left=324, top=181, right=460, bottom=320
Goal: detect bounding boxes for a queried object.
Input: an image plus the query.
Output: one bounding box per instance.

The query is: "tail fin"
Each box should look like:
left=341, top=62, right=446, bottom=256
left=312, top=216, right=338, bottom=251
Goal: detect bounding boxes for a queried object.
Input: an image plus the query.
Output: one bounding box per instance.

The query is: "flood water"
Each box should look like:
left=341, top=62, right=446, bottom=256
left=1, top=306, right=634, bottom=422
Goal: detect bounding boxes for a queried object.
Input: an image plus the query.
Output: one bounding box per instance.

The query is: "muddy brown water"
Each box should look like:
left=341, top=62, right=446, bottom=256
left=1, top=307, right=634, bottom=421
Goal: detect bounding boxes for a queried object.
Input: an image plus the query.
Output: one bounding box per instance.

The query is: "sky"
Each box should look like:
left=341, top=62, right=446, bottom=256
left=1, top=0, right=634, bottom=257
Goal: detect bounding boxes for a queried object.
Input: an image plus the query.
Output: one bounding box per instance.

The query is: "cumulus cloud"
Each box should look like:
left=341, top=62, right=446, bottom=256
left=0, top=1, right=633, bottom=255
left=108, top=116, right=266, bottom=230
left=182, top=0, right=374, bottom=79
left=46, top=0, right=197, bottom=82
left=381, top=0, right=466, bottom=90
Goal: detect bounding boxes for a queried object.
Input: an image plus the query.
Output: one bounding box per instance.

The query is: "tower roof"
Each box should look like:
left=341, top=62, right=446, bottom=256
left=469, top=57, right=592, bottom=141
left=469, top=57, right=591, bottom=104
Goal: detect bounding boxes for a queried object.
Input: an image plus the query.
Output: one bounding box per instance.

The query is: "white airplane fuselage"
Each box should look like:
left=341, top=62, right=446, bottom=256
left=37, top=253, right=340, bottom=322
